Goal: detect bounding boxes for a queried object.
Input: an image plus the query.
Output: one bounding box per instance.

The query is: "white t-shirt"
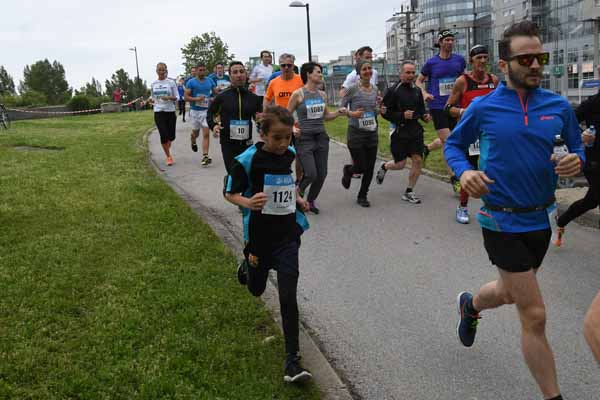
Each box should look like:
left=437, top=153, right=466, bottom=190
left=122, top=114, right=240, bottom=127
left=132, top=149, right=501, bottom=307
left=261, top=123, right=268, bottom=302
left=249, top=63, right=274, bottom=96
left=151, top=78, right=178, bottom=112
left=342, top=69, right=378, bottom=89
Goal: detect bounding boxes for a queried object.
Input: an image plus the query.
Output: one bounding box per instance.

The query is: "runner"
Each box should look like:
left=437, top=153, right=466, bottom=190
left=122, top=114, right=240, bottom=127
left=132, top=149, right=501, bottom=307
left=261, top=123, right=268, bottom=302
left=340, top=59, right=380, bottom=207
left=207, top=61, right=262, bottom=174
left=376, top=61, right=431, bottom=204
left=416, top=29, right=466, bottom=194
left=185, top=63, right=217, bottom=166
left=287, top=62, right=346, bottom=214
left=445, top=45, right=499, bottom=223
left=225, top=105, right=312, bottom=384
left=177, top=78, right=186, bottom=122
left=553, top=87, right=599, bottom=246
left=446, top=21, right=584, bottom=400
left=249, top=51, right=274, bottom=104
left=263, top=54, right=303, bottom=110
left=209, top=62, right=231, bottom=94
left=150, top=62, right=178, bottom=166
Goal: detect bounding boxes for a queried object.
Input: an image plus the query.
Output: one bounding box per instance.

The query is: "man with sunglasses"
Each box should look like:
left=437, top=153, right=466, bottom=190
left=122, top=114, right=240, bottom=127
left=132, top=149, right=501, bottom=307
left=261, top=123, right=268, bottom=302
left=264, top=54, right=303, bottom=110
left=445, top=45, right=499, bottom=224
left=416, top=29, right=466, bottom=194
left=446, top=21, right=584, bottom=400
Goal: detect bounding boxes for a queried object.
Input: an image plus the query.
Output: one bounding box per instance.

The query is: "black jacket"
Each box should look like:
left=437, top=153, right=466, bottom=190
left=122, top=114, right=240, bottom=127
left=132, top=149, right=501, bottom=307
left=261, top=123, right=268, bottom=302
left=382, top=82, right=426, bottom=138
left=207, top=86, right=262, bottom=145
left=575, top=91, right=600, bottom=172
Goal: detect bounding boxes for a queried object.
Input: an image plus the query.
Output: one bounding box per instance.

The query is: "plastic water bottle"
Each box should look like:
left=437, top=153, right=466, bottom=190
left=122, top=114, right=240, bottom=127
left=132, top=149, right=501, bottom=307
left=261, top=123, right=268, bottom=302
left=553, top=135, right=568, bottom=163
left=585, top=125, right=596, bottom=148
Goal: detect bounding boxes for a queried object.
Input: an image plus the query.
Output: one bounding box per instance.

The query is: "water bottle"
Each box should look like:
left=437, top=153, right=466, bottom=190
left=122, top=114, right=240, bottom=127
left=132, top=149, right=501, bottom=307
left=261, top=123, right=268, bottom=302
left=552, top=135, right=568, bottom=163
left=585, top=125, right=596, bottom=148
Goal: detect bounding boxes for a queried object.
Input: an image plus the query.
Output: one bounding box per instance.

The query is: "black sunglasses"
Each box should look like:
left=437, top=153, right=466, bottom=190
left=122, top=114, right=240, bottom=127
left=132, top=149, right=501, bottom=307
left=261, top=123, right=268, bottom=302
left=508, top=52, right=550, bottom=67
left=280, top=63, right=293, bottom=68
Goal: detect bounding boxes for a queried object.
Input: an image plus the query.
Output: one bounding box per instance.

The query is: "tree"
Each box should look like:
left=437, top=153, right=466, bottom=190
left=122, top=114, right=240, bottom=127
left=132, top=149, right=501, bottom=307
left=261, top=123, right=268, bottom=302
left=105, top=69, right=149, bottom=102
left=20, top=59, right=72, bottom=105
left=80, top=77, right=103, bottom=97
left=0, top=66, right=16, bottom=95
left=181, top=32, right=235, bottom=75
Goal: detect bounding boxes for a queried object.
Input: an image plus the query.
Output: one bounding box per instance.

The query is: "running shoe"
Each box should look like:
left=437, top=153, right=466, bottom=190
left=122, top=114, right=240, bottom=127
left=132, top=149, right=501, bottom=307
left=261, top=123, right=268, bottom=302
left=191, top=134, right=198, bottom=152
left=284, top=355, right=312, bottom=384
left=201, top=155, right=211, bottom=167
left=341, top=165, right=352, bottom=189
left=309, top=201, right=319, bottom=214
left=237, top=260, right=248, bottom=285
left=552, top=227, right=565, bottom=247
left=456, top=291, right=481, bottom=347
left=402, top=191, right=421, bottom=204
left=166, top=156, right=173, bottom=166
left=375, top=162, right=387, bottom=184
left=352, top=173, right=362, bottom=179
left=456, top=206, right=470, bottom=224
left=357, top=197, right=370, bottom=207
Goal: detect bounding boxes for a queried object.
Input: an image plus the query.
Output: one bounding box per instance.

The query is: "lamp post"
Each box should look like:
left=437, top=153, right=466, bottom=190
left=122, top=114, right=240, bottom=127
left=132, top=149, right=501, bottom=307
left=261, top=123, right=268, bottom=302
left=289, top=1, right=312, bottom=62
left=128, top=46, right=140, bottom=82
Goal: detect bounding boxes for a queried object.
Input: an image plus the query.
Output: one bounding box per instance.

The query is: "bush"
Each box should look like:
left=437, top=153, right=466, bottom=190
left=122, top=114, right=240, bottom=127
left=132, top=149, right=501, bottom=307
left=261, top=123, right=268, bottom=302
left=67, top=94, right=92, bottom=111
left=17, top=90, right=47, bottom=107
left=0, top=94, right=18, bottom=107
left=89, top=95, right=110, bottom=110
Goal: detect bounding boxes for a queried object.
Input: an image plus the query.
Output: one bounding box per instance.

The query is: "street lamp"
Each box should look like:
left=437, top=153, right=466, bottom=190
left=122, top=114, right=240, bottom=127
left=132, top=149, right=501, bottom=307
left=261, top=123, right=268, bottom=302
left=128, top=46, right=140, bottom=82
left=289, top=1, right=312, bottom=62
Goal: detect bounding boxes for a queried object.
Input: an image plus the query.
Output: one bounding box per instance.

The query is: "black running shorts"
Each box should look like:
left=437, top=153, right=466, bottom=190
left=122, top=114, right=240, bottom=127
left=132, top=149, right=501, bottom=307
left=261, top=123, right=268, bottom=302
left=154, top=111, right=176, bottom=144
left=390, top=132, right=424, bottom=163
left=430, top=109, right=457, bottom=131
left=482, top=228, right=552, bottom=273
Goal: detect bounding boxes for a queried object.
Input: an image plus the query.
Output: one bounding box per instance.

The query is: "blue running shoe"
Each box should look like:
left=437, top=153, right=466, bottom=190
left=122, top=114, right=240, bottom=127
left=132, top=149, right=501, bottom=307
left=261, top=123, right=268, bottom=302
left=456, top=291, right=480, bottom=347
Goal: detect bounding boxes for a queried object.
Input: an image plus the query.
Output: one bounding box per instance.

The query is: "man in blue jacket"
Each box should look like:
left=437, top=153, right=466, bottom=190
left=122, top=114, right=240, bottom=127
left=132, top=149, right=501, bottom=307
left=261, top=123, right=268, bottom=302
left=446, top=21, right=584, bottom=400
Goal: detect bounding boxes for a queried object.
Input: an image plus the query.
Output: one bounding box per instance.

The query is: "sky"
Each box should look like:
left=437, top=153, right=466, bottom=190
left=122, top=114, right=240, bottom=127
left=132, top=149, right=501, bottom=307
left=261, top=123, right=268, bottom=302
left=2, top=0, right=411, bottom=92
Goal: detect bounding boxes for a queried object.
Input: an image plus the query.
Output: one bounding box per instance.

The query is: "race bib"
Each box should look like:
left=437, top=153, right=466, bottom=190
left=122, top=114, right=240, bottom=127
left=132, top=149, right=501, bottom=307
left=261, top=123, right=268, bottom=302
left=438, top=77, right=456, bottom=96
left=217, top=79, right=231, bottom=89
left=358, top=112, right=377, bottom=131
left=262, top=174, right=296, bottom=216
left=197, top=97, right=209, bottom=108
left=230, top=120, right=250, bottom=140
left=305, top=98, right=325, bottom=120
left=468, top=140, right=480, bottom=156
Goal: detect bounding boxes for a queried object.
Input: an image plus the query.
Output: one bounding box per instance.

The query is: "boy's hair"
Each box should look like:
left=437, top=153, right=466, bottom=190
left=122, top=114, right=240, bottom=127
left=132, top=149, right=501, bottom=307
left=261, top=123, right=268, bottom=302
left=260, top=50, right=271, bottom=58
left=498, top=21, right=541, bottom=61
left=300, top=62, right=322, bottom=84
left=355, top=46, right=373, bottom=58
left=261, top=106, right=294, bottom=134
left=196, top=62, right=206, bottom=68
left=228, top=61, right=245, bottom=73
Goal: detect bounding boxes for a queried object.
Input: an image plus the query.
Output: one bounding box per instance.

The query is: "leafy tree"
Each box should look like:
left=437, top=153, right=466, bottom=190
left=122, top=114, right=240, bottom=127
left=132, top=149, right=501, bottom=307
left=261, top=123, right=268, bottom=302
left=105, top=69, right=149, bottom=102
left=0, top=66, right=16, bottom=95
left=80, top=77, right=103, bottom=97
left=19, top=59, right=72, bottom=105
left=181, top=32, right=235, bottom=75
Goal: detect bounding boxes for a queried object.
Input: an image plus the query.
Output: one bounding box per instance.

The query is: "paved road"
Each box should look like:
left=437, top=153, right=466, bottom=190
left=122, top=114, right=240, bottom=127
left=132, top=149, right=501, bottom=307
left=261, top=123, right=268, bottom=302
left=149, top=117, right=600, bottom=400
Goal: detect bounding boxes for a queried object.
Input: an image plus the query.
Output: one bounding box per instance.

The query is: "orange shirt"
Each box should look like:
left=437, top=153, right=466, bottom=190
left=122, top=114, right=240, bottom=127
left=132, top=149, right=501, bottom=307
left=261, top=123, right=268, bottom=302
left=265, top=74, right=304, bottom=108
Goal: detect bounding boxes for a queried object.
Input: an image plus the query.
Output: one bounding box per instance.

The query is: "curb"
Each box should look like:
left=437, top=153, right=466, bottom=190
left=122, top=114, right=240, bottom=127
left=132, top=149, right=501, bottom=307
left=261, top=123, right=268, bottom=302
left=146, top=129, right=354, bottom=400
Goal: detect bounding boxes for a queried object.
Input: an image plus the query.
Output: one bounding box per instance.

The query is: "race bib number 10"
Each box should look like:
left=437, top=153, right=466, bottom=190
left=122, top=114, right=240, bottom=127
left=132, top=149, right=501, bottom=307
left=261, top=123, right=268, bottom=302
left=230, top=120, right=250, bottom=140
left=262, top=174, right=296, bottom=216
left=468, top=139, right=480, bottom=156
left=358, top=112, right=377, bottom=131
left=198, top=97, right=209, bottom=108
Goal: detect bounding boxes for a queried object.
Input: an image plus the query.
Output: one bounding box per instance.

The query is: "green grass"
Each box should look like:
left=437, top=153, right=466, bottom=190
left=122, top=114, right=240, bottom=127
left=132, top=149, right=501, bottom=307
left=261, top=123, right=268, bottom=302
left=325, top=110, right=447, bottom=176
left=0, top=112, right=320, bottom=400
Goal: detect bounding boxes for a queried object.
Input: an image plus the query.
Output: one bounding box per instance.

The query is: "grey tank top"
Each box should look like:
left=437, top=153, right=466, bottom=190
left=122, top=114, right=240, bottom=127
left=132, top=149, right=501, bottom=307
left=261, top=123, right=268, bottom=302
left=341, top=84, right=378, bottom=131
left=296, top=88, right=326, bottom=135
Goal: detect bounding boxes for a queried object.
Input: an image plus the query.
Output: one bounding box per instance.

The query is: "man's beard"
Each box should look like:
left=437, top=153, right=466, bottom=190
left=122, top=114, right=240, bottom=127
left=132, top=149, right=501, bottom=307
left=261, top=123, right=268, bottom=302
left=508, top=63, right=542, bottom=90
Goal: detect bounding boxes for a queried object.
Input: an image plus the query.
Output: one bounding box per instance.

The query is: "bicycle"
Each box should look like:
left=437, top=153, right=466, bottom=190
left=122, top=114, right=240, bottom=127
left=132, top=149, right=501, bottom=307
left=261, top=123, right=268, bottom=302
left=0, top=103, right=10, bottom=130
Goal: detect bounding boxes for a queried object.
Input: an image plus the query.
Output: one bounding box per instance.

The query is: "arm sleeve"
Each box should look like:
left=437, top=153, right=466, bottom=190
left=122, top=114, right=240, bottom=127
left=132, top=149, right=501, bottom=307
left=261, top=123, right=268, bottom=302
left=420, top=60, right=431, bottom=78
left=562, top=103, right=585, bottom=163
left=206, top=94, right=221, bottom=130
left=249, top=67, right=258, bottom=80
left=415, top=90, right=426, bottom=119
left=574, top=96, right=592, bottom=124
left=444, top=101, right=481, bottom=178
left=225, top=160, right=249, bottom=194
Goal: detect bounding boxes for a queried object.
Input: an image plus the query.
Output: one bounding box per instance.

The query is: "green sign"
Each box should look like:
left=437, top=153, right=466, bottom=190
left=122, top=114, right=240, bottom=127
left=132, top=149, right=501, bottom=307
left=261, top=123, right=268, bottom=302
left=552, top=65, right=564, bottom=77
left=322, top=65, right=329, bottom=76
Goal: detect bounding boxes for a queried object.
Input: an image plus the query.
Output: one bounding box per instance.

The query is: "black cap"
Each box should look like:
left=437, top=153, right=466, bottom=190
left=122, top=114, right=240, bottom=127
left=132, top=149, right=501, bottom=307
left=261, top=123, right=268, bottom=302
left=469, top=45, right=488, bottom=58
left=437, top=29, right=455, bottom=42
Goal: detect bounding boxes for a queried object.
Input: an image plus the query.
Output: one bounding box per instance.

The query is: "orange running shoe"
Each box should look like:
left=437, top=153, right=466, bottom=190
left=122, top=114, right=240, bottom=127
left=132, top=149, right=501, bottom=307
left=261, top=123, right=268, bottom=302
left=553, top=227, right=565, bottom=247
left=167, top=156, right=173, bottom=166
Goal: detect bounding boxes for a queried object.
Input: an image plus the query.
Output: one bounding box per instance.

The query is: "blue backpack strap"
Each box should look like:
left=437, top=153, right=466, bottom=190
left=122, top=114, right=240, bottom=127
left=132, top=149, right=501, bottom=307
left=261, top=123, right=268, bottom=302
left=230, top=145, right=258, bottom=242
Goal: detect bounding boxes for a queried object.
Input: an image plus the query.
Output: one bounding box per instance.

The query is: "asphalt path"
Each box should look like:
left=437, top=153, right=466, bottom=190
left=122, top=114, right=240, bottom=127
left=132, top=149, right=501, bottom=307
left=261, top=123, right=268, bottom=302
left=149, top=116, right=599, bottom=400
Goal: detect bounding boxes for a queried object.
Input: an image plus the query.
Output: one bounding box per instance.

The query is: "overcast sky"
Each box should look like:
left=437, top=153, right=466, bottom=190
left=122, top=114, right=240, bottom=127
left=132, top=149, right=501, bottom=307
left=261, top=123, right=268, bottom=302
left=2, top=0, right=410, bottom=92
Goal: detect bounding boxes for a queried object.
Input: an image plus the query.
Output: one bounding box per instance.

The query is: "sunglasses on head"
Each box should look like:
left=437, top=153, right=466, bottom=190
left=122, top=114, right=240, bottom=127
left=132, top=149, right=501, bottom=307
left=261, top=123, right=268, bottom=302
left=508, top=52, right=550, bottom=67
left=280, top=64, right=293, bottom=68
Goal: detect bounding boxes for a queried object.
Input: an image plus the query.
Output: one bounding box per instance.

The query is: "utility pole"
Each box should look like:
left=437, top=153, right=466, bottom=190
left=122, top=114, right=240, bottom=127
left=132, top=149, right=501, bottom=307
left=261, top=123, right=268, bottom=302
left=393, top=4, right=422, bottom=62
